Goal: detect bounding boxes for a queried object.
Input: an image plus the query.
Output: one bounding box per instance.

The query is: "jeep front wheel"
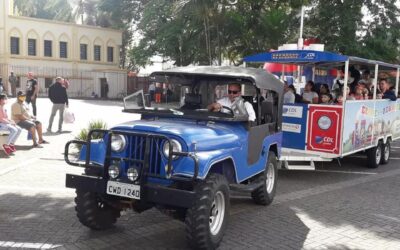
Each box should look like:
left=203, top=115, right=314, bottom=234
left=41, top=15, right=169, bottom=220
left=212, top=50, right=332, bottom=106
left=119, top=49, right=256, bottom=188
left=185, top=174, right=230, bottom=250
left=75, top=189, right=121, bottom=230
left=251, top=151, right=278, bottom=206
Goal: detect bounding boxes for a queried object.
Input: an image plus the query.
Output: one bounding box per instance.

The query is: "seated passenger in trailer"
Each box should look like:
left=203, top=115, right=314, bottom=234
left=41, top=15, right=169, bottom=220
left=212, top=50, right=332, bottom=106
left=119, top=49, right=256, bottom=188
left=283, top=81, right=295, bottom=104
left=319, top=93, right=333, bottom=105
left=350, top=85, right=368, bottom=100
left=318, top=83, right=331, bottom=102
left=359, top=70, right=373, bottom=98
left=288, top=85, right=303, bottom=103
left=301, top=80, right=319, bottom=104
left=378, top=79, right=397, bottom=101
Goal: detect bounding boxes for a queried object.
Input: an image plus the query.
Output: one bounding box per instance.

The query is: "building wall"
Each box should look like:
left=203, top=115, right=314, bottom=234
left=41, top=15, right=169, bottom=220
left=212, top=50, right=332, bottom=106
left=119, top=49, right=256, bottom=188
left=0, top=0, right=126, bottom=98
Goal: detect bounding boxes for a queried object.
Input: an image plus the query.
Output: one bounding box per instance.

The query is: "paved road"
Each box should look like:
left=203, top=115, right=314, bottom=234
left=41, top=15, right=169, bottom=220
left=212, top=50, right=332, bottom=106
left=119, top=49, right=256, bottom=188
left=1, top=98, right=400, bottom=249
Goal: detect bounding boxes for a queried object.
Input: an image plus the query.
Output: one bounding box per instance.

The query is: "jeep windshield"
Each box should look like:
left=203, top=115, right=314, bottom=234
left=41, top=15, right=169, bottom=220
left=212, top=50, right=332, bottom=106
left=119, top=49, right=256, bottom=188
left=122, top=74, right=258, bottom=122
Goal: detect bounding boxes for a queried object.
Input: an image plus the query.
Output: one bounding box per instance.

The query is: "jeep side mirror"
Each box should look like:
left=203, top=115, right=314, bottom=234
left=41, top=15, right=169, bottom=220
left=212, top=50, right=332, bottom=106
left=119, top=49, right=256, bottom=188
left=65, top=140, right=88, bottom=167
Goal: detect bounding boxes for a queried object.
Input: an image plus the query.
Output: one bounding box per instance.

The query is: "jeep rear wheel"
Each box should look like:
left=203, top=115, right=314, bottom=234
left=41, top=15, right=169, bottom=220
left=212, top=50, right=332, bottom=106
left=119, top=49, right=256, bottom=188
left=75, top=189, right=121, bottom=230
left=185, top=174, right=230, bottom=250
left=251, top=151, right=278, bottom=206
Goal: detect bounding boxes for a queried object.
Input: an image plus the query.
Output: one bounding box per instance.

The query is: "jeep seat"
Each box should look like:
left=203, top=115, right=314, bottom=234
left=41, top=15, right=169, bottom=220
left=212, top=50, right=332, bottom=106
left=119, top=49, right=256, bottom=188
left=261, top=100, right=276, bottom=123
left=182, top=93, right=202, bottom=109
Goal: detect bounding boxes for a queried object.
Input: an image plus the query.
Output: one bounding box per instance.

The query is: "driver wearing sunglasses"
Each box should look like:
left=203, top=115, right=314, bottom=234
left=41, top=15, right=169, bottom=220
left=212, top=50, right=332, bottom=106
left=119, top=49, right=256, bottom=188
left=208, top=83, right=256, bottom=121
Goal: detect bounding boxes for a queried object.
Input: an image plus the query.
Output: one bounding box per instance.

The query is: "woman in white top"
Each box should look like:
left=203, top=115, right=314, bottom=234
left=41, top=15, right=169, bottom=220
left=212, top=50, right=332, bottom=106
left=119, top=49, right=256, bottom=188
left=302, top=81, right=319, bottom=104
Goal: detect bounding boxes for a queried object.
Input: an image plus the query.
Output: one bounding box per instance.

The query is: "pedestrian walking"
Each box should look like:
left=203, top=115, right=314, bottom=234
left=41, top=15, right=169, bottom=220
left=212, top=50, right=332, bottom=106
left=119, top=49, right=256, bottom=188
left=26, top=72, right=39, bottom=116
left=47, top=77, right=69, bottom=133
left=8, top=71, right=18, bottom=97
left=0, top=79, right=4, bottom=94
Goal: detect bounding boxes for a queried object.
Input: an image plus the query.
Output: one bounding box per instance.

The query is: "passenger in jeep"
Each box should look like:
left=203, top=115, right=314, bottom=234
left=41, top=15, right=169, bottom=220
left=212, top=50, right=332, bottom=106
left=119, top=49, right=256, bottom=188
left=207, top=83, right=256, bottom=121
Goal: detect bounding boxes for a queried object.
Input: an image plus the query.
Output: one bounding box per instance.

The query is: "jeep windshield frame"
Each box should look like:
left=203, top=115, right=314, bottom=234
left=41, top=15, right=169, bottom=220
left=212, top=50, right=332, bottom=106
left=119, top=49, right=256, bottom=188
left=123, top=66, right=284, bottom=123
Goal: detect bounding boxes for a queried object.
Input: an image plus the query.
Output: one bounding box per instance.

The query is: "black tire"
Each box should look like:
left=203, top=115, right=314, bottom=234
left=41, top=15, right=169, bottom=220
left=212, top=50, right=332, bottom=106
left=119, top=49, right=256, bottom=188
left=380, top=139, right=391, bottom=165
left=75, top=189, right=121, bottom=230
left=366, top=141, right=382, bottom=169
left=251, top=151, right=278, bottom=206
left=185, top=174, right=230, bottom=250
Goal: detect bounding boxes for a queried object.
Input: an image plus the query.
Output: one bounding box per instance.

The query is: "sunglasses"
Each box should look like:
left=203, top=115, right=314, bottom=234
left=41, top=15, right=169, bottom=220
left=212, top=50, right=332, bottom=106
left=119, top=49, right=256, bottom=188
left=228, top=90, right=239, bottom=94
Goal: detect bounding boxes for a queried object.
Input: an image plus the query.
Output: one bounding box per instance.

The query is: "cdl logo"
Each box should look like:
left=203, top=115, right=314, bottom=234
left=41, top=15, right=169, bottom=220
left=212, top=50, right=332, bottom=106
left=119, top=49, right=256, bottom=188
left=315, top=136, right=334, bottom=144
left=304, top=53, right=316, bottom=59
left=282, top=105, right=303, bottom=118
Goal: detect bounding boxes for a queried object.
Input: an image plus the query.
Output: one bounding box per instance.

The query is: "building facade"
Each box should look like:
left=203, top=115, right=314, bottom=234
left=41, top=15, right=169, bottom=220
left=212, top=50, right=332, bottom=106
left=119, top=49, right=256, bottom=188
left=0, top=0, right=125, bottom=98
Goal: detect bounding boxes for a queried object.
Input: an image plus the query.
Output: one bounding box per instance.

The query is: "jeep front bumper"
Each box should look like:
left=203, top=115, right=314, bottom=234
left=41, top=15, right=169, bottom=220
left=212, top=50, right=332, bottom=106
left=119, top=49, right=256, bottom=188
left=66, top=174, right=196, bottom=208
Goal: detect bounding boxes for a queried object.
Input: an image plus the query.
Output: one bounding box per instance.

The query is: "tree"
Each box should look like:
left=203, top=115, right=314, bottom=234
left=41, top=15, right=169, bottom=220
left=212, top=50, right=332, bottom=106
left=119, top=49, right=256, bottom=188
left=97, top=0, right=149, bottom=68
left=14, top=0, right=73, bottom=22
left=129, top=0, right=304, bottom=68
left=307, top=0, right=400, bottom=63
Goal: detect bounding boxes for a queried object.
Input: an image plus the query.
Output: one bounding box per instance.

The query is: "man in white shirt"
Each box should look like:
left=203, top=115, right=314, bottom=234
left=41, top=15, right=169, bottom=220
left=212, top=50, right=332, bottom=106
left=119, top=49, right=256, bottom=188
left=208, top=83, right=256, bottom=121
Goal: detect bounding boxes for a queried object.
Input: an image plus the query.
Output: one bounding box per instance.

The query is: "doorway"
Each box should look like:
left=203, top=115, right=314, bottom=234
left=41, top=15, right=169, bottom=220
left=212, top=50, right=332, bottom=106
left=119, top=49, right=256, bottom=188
left=100, top=78, right=108, bottom=98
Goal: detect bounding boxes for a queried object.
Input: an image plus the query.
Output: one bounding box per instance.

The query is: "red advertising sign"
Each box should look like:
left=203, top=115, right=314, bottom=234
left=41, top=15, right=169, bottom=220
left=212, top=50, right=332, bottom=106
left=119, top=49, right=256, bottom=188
left=306, top=106, right=343, bottom=155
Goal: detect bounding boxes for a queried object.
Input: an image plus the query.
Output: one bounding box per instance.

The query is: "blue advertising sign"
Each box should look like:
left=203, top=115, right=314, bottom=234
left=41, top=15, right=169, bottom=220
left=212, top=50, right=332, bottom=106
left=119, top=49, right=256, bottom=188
left=282, top=103, right=308, bottom=150
left=244, top=50, right=348, bottom=63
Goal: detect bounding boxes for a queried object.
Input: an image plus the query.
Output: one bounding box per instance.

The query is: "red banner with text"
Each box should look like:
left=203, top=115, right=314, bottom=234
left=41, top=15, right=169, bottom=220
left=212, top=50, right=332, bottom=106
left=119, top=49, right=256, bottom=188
left=306, top=106, right=343, bottom=155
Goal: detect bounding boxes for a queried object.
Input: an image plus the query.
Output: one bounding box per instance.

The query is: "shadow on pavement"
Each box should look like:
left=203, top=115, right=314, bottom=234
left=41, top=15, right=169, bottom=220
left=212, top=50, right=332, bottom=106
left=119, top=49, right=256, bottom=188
left=0, top=192, right=309, bottom=249
left=80, top=99, right=124, bottom=107
left=14, top=145, right=33, bottom=151
left=44, top=131, right=72, bottom=136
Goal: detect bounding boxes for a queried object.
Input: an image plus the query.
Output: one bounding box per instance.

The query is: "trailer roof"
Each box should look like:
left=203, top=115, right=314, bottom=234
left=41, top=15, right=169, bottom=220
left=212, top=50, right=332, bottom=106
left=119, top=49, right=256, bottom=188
left=244, top=50, right=400, bottom=69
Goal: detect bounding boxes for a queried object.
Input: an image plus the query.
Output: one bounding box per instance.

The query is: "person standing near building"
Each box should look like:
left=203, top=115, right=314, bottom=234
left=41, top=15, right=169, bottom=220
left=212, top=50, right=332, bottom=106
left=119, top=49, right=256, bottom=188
left=47, top=77, right=69, bottom=133
left=26, top=72, right=39, bottom=116
left=8, top=71, right=18, bottom=97
left=0, top=79, right=4, bottom=94
left=104, top=81, right=109, bottom=99
left=148, top=83, right=156, bottom=101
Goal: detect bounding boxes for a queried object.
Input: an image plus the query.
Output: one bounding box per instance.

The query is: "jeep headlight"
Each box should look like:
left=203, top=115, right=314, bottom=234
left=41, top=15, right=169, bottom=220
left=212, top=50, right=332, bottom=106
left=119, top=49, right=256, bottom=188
left=111, top=134, right=126, bottom=152
left=108, top=164, right=120, bottom=179
left=127, top=167, right=139, bottom=182
left=163, top=139, right=182, bottom=160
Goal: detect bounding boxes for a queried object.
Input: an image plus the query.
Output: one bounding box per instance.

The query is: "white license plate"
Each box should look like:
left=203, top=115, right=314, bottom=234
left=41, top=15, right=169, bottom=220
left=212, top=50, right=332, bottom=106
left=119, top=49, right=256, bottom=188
left=106, top=181, right=140, bottom=200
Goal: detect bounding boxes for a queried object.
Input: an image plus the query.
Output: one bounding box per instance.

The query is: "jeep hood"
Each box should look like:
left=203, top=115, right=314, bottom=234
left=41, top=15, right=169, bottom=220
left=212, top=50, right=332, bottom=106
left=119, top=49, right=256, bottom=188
left=112, top=119, right=245, bottom=151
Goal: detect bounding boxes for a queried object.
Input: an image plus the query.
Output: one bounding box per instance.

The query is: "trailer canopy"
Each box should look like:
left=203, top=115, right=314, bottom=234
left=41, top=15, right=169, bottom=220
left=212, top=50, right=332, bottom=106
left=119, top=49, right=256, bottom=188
left=244, top=50, right=400, bottom=70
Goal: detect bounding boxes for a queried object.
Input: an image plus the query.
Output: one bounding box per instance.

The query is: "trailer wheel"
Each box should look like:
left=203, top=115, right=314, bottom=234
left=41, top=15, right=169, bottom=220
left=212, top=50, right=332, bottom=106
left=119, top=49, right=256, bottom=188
left=366, top=141, right=382, bottom=169
left=380, top=139, right=391, bottom=165
left=185, top=174, right=230, bottom=250
left=75, top=189, right=121, bottom=230
left=251, top=151, right=278, bottom=206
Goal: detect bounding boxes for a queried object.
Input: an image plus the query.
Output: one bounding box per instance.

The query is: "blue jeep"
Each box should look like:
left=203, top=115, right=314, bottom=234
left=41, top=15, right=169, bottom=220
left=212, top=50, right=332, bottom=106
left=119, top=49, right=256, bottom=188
left=65, top=66, right=283, bottom=249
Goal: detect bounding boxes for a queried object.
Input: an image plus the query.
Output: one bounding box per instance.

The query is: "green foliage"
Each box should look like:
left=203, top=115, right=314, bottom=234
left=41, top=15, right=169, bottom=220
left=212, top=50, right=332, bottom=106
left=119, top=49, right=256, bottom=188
left=307, top=0, right=400, bottom=63
left=11, top=0, right=400, bottom=67
left=75, top=120, right=108, bottom=142
left=14, top=0, right=73, bottom=22
left=130, top=0, right=303, bottom=67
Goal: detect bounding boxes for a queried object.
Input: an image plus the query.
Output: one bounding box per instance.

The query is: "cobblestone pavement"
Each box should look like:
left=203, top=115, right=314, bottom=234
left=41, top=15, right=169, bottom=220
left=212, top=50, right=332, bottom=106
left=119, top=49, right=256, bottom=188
left=1, top=98, right=400, bottom=249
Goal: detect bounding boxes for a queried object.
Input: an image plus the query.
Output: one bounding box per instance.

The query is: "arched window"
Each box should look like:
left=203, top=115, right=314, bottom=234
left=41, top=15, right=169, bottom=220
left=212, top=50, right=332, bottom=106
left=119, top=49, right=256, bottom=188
left=43, top=32, right=55, bottom=57
left=59, top=33, right=70, bottom=59
left=9, top=28, right=23, bottom=55
left=27, top=30, right=39, bottom=56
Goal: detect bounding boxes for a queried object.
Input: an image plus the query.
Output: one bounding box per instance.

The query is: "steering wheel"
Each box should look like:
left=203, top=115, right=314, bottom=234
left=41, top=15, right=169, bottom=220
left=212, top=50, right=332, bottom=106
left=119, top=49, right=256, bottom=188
left=221, top=105, right=234, bottom=116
